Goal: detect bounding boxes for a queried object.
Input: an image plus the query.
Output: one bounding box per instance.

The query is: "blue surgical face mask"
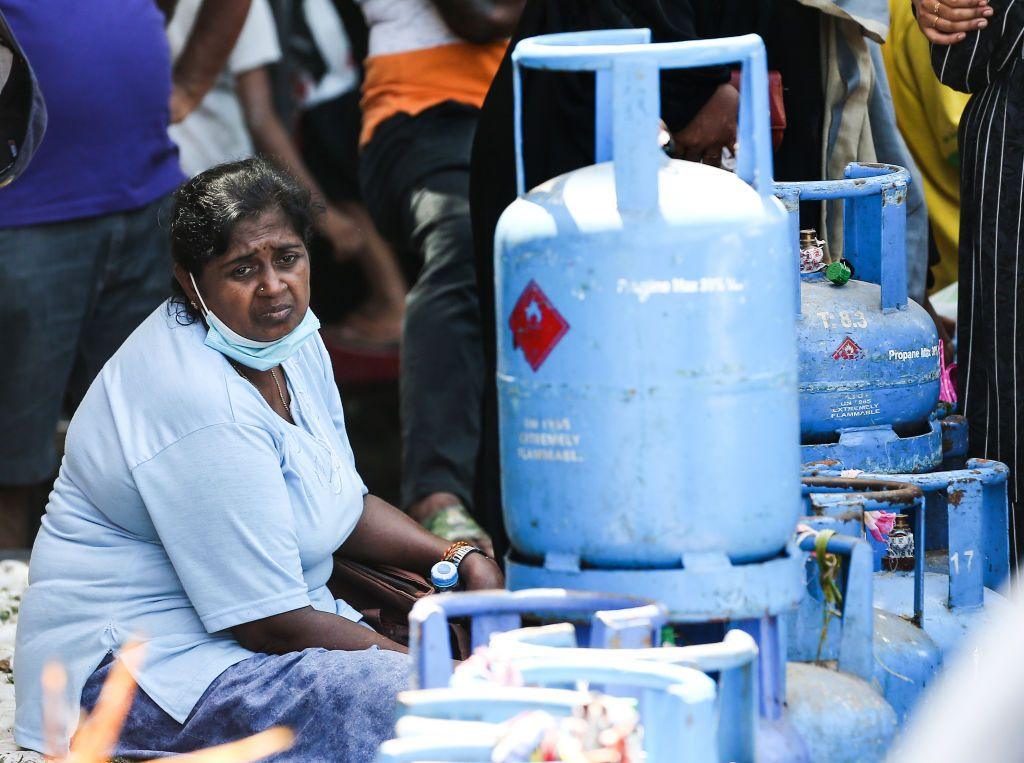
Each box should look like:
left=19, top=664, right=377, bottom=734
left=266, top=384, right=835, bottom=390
left=189, top=272, right=321, bottom=371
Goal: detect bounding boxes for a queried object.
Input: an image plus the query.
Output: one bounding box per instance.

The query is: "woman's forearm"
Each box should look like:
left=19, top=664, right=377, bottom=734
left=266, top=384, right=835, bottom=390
left=235, top=67, right=366, bottom=258
left=339, top=495, right=451, bottom=576
left=235, top=494, right=497, bottom=656
left=232, top=605, right=408, bottom=655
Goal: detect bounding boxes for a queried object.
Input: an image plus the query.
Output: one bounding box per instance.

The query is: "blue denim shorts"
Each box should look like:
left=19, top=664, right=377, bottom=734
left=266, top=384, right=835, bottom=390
left=0, top=195, right=172, bottom=484
left=81, top=646, right=410, bottom=762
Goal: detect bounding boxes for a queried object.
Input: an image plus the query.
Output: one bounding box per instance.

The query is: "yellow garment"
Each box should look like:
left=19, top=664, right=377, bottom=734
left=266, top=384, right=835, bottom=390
left=882, top=0, right=970, bottom=291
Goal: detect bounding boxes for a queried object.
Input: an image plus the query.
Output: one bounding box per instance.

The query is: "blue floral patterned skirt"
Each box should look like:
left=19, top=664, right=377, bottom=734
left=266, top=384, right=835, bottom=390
left=81, top=646, right=410, bottom=762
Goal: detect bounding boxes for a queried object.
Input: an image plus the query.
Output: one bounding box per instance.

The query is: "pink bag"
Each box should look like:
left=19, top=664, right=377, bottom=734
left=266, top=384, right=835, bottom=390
left=939, top=340, right=957, bottom=404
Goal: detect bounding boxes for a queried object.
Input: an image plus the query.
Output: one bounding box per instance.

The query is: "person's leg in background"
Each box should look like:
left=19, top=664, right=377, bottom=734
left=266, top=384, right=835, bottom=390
left=400, top=167, right=486, bottom=540
left=67, top=196, right=173, bottom=408
left=329, top=201, right=407, bottom=344
left=0, top=197, right=172, bottom=549
left=360, top=105, right=491, bottom=553
left=0, top=218, right=113, bottom=548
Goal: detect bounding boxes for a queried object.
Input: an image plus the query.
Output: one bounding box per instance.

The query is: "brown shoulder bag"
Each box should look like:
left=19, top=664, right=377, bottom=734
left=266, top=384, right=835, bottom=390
left=328, top=557, right=471, bottom=659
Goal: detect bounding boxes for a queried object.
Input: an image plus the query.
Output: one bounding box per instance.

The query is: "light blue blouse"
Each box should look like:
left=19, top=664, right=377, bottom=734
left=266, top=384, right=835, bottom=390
left=14, top=303, right=368, bottom=753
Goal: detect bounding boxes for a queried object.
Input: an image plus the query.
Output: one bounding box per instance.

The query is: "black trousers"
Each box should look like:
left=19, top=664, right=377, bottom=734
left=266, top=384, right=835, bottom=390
left=360, top=103, right=484, bottom=510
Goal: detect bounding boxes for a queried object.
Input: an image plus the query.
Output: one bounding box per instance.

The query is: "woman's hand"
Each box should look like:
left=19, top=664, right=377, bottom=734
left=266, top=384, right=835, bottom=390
left=913, top=0, right=994, bottom=44
left=459, top=552, right=505, bottom=591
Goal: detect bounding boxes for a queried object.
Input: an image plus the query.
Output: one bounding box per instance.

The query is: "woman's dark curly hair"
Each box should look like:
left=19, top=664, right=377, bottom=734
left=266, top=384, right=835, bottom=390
left=168, top=157, right=318, bottom=324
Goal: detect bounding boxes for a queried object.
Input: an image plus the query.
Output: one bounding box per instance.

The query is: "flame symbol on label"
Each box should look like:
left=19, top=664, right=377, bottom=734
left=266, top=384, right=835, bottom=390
left=525, top=300, right=542, bottom=324
left=508, top=280, right=570, bottom=372
left=832, top=336, right=865, bottom=361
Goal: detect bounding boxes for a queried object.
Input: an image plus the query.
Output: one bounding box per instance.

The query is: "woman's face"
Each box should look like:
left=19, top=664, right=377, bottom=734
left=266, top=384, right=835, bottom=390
left=176, top=207, right=311, bottom=343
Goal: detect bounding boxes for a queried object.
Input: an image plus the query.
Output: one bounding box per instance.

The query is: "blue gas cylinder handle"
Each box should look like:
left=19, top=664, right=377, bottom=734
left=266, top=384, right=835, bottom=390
left=511, top=31, right=775, bottom=209
left=431, top=560, right=459, bottom=591
left=775, top=163, right=911, bottom=312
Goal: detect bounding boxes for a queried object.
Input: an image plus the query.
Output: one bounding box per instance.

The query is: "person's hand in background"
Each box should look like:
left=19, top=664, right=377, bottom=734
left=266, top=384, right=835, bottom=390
left=320, top=205, right=369, bottom=263
left=169, top=82, right=203, bottom=124
left=170, top=0, right=252, bottom=123
left=670, top=82, right=738, bottom=167
left=913, top=0, right=993, bottom=44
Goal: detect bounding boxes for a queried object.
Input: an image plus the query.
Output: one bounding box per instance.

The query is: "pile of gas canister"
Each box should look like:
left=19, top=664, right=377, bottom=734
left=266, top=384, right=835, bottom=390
left=375, top=30, right=1011, bottom=763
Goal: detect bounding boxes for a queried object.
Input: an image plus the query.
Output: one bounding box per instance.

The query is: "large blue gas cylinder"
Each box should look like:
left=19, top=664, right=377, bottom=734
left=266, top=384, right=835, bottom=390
left=776, top=168, right=940, bottom=471
left=495, top=31, right=801, bottom=569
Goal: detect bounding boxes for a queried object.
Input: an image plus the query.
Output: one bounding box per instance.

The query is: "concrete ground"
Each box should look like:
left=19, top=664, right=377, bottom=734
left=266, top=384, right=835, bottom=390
left=0, top=561, right=40, bottom=762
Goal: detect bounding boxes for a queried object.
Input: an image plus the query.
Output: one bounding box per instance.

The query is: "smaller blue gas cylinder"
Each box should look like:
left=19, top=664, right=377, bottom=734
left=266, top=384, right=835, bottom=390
left=776, top=167, right=940, bottom=457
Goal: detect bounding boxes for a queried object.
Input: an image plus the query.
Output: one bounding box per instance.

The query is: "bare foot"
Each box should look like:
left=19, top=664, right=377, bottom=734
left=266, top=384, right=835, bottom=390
left=409, top=492, right=460, bottom=523
left=411, top=492, right=495, bottom=558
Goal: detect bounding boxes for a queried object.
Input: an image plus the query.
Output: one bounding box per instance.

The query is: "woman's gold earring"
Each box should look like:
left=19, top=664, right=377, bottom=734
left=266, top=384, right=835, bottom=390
left=190, top=301, right=198, bottom=309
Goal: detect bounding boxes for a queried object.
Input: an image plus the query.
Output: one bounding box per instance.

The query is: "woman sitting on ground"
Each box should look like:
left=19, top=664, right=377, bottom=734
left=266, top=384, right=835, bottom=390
left=13, top=157, right=503, bottom=761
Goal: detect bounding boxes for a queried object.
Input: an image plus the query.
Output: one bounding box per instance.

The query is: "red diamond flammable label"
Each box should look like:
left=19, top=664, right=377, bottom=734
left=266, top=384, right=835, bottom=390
left=832, top=336, right=865, bottom=360
left=508, top=280, right=570, bottom=372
